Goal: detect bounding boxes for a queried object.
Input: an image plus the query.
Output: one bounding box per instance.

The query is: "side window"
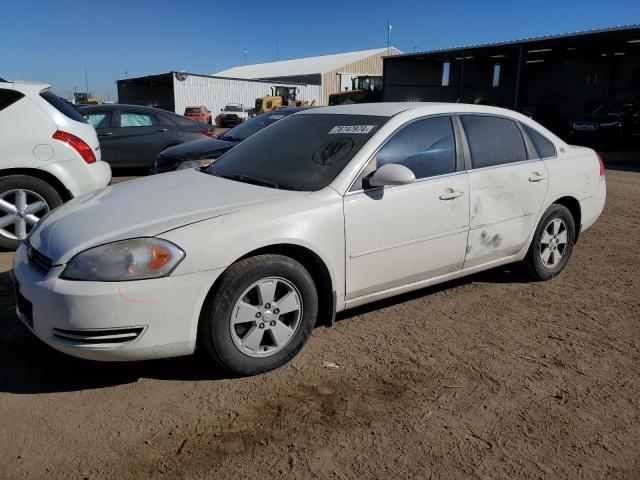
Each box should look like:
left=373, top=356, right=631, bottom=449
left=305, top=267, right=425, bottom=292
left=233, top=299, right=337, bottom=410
left=522, top=124, right=556, bottom=159
left=375, top=116, right=456, bottom=180
left=86, top=111, right=112, bottom=129
left=461, top=115, right=528, bottom=168
left=120, top=111, right=159, bottom=127
left=0, top=89, right=24, bottom=112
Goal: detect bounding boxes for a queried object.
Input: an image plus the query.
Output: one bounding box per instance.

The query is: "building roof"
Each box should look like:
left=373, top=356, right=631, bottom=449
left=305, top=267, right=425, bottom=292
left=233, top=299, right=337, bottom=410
left=388, top=24, right=640, bottom=58
left=214, top=47, right=401, bottom=79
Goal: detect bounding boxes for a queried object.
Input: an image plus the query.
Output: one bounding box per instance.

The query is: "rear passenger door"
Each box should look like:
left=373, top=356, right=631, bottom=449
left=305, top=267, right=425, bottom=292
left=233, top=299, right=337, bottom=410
left=85, top=110, right=116, bottom=164
left=460, top=115, right=549, bottom=268
left=111, top=110, right=172, bottom=167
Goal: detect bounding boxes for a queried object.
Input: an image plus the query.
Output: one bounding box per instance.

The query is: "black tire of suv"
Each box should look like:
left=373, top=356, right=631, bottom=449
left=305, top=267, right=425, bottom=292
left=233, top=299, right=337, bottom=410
left=0, top=175, right=63, bottom=250
left=521, top=203, right=576, bottom=281
left=198, top=254, right=318, bottom=376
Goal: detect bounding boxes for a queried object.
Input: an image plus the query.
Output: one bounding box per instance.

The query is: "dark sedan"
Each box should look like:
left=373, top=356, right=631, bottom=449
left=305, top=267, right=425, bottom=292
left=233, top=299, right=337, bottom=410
left=569, top=101, right=640, bottom=148
left=79, top=104, right=215, bottom=169
left=150, top=107, right=310, bottom=174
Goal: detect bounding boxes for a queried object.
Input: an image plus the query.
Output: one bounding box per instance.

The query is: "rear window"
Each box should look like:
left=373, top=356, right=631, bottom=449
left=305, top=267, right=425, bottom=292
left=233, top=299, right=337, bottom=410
left=185, top=108, right=202, bottom=114
left=522, top=124, right=556, bottom=159
left=461, top=115, right=527, bottom=168
left=0, top=89, right=24, bottom=111
left=40, top=91, right=88, bottom=123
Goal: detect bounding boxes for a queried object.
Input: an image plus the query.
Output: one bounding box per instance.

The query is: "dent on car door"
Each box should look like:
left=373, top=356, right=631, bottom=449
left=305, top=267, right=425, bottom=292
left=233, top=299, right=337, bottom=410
left=343, top=116, right=470, bottom=301
left=112, top=110, right=171, bottom=167
left=86, top=110, right=116, bottom=163
left=460, top=115, right=549, bottom=268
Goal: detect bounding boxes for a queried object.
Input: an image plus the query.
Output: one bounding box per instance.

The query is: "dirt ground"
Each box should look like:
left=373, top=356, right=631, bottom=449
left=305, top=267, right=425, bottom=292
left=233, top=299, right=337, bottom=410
left=0, top=168, right=638, bottom=479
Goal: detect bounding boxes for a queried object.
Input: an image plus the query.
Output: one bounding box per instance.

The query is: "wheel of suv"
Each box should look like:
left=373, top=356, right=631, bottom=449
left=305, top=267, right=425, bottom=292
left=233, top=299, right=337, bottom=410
left=521, top=204, right=576, bottom=281
left=0, top=175, right=63, bottom=250
left=199, top=254, right=318, bottom=376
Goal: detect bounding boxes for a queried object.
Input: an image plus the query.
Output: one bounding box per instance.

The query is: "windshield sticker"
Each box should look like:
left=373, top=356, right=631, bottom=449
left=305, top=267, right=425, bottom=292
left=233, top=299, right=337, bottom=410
left=268, top=114, right=285, bottom=120
left=328, top=125, right=376, bottom=135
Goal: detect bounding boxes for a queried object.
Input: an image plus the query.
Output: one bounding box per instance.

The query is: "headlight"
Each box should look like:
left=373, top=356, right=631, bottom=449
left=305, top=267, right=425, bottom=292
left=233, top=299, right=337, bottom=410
left=176, top=159, right=215, bottom=170
left=61, top=238, right=185, bottom=281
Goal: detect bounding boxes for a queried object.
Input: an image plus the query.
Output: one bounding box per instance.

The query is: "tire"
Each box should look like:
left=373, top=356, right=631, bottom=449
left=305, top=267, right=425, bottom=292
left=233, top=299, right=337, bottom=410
left=0, top=175, right=63, bottom=250
left=199, top=254, right=318, bottom=376
left=521, top=204, right=576, bottom=281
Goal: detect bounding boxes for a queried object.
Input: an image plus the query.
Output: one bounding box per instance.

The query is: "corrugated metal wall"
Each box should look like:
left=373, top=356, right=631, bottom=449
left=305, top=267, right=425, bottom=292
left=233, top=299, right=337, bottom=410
left=322, top=48, right=400, bottom=105
left=173, top=75, right=322, bottom=116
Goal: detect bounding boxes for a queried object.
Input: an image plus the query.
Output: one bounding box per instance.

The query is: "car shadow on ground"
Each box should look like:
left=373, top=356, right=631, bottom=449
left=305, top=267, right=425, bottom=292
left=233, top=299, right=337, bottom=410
left=0, top=266, right=530, bottom=395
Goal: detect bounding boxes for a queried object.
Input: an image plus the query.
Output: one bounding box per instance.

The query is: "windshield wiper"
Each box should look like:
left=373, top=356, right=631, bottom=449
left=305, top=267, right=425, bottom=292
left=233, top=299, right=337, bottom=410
left=217, top=135, right=243, bottom=142
left=216, top=173, right=281, bottom=189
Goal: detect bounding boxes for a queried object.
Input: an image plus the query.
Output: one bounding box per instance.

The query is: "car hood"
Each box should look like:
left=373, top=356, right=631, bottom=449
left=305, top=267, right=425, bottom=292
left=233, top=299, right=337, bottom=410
left=29, top=169, right=306, bottom=264
left=162, top=138, right=237, bottom=161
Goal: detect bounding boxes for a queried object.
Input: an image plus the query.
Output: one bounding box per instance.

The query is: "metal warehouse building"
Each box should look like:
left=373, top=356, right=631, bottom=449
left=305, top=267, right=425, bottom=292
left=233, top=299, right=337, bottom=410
left=382, top=25, right=640, bottom=136
left=117, top=72, right=321, bottom=116
left=215, top=47, right=401, bottom=106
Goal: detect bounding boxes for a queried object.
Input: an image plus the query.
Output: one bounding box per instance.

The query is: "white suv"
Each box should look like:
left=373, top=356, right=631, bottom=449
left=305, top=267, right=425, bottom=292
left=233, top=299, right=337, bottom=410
left=0, top=79, right=111, bottom=249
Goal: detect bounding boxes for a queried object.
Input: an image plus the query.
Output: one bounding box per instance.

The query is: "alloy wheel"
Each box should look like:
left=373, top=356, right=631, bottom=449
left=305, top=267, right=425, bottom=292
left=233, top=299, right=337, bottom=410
left=229, top=276, right=303, bottom=358
left=0, top=189, right=49, bottom=240
left=540, top=218, right=569, bottom=268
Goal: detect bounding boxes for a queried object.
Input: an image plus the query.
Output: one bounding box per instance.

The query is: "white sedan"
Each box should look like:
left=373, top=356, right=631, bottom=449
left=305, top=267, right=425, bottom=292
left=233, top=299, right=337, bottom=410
left=12, top=103, right=606, bottom=375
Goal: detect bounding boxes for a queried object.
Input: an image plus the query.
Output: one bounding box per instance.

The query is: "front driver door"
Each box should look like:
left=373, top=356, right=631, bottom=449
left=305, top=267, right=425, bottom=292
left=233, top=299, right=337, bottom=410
left=344, top=116, right=470, bottom=302
left=112, top=110, right=171, bottom=168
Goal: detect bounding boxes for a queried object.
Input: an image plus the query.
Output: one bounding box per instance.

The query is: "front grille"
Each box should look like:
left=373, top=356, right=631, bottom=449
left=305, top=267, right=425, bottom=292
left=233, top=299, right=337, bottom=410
left=52, top=326, right=145, bottom=345
left=27, top=245, right=52, bottom=274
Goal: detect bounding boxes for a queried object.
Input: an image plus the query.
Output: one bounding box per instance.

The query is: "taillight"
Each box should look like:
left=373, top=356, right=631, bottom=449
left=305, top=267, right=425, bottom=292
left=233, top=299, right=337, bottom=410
left=52, top=130, right=96, bottom=164
left=595, top=151, right=605, bottom=178
left=201, top=129, right=215, bottom=137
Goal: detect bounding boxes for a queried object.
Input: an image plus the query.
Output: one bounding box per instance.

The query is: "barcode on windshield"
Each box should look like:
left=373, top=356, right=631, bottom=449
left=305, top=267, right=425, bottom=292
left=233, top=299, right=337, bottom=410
left=328, top=125, right=376, bottom=134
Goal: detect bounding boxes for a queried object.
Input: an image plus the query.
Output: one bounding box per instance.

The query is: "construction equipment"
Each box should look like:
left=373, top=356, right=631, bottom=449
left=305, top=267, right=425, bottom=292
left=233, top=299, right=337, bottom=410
left=328, top=76, right=383, bottom=106
left=254, top=86, right=314, bottom=114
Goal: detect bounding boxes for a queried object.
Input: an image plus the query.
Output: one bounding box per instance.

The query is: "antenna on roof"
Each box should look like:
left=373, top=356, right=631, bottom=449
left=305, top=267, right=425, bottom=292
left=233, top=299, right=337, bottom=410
left=243, top=46, right=248, bottom=65
left=387, top=20, right=392, bottom=51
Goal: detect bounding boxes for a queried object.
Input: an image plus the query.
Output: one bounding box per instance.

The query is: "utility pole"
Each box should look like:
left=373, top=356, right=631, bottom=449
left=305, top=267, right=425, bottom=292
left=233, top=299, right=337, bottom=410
left=243, top=46, right=248, bottom=65
left=84, top=67, right=89, bottom=95
left=387, top=20, right=392, bottom=51
left=276, top=41, right=279, bottom=61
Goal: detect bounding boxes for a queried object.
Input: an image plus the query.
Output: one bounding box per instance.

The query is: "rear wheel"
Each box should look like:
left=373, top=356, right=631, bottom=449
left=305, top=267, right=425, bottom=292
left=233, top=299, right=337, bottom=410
left=199, top=254, right=318, bottom=376
left=0, top=175, right=63, bottom=250
left=521, top=204, right=576, bottom=281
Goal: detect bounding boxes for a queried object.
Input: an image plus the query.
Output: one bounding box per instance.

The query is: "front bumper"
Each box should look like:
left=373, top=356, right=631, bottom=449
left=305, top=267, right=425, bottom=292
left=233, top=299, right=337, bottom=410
left=12, top=243, right=223, bottom=361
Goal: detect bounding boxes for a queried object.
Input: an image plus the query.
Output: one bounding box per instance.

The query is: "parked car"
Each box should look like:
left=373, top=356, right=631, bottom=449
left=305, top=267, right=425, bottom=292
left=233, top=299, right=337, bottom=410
left=569, top=101, right=640, bottom=148
left=12, top=103, right=605, bottom=376
left=216, top=103, right=248, bottom=127
left=79, top=104, right=215, bottom=169
left=151, top=107, right=310, bottom=174
left=184, top=105, right=212, bottom=124
left=0, top=79, right=111, bottom=250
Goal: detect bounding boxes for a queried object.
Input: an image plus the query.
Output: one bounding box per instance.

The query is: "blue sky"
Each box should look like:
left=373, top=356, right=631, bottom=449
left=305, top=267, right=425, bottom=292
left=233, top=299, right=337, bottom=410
left=1, top=0, right=639, bottom=99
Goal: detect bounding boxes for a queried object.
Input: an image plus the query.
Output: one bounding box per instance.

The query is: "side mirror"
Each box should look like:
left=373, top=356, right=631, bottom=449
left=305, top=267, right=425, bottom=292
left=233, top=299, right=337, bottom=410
left=367, top=163, right=415, bottom=187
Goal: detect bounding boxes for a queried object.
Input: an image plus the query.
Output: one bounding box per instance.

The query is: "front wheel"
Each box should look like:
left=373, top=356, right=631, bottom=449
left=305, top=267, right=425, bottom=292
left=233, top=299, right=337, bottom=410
left=0, top=175, right=63, bottom=250
left=521, top=204, right=576, bottom=281
left=199, top=254, right=318, bottom=376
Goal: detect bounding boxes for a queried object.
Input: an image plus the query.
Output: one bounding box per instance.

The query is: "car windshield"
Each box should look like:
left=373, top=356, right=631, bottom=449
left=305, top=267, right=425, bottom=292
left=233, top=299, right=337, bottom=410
left=217, top=110, right=294, bottom=142
left=206, top=113, right=388, bottom=191
left=592, top=102, right=636, bottom=115
left=224, top=105, right=243, bottom=112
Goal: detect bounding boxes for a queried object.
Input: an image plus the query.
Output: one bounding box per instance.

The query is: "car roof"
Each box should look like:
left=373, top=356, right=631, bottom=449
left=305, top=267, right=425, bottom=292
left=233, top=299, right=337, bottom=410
left=78, top=104, right=173, bottom=114
left=298, top=102, right=526, bottom=118
left=0, top=79, right=50, bottom=94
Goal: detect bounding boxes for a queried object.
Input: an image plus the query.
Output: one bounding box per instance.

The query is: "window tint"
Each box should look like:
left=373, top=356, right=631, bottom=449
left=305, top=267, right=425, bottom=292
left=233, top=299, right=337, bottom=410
left=522, top=124, right=556, bottom=158
left=86, top=111, right=112, bottom=129
left=40, top=90, right=88, bottom=123
left=376, top=116, right=456, bottom=180
left=0, top=89, right=24, bottom=111
left=120, top=111, right=159, bottom=127
left=461, top=115, right=527, bottom=168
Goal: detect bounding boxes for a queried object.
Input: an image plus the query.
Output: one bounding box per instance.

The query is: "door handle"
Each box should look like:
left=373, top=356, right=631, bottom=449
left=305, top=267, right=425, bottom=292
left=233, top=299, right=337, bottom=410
left=155, top=128, right=168, bottom=132
left=439, top=189, right=464, bottom=200
left=98, top=132, right=113, bottom=137
left=529, top=172, right=547, bottom=182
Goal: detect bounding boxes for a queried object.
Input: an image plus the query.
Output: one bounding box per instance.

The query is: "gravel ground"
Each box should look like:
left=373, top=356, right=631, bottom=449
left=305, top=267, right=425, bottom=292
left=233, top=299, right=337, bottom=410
left=0, top=169, right=638, bottom=479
